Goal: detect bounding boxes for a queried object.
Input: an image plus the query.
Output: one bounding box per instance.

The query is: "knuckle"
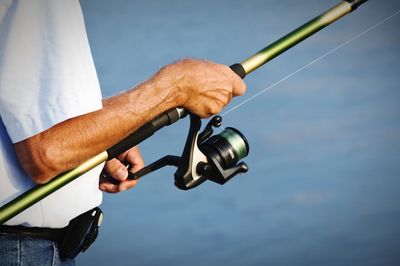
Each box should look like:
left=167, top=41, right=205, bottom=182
left=127, top=151, right=144, bottom=168
left=234, top=80, right=246, bottom=96
left=217, top=91, right=230, bottom=106
left=207, top=104, right=221, bottom=115
left=126, top=152, right=136, bottom=163
left=178, top=58, right=197, bottom=67
left=104, top=159, right=119, bottom=172
left=220, top=64, right=232, bottom=73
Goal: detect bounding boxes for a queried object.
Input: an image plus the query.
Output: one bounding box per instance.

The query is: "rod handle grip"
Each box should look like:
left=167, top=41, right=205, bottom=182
left=230, top=63, right=246, bottom=79
left=106, top=108, right=186, bottom=159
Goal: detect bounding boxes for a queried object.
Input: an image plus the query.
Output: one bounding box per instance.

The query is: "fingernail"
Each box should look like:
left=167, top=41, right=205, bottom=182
left=100, top=185, right=106, bottom=190
left=116, top=168, right=127, bottom=180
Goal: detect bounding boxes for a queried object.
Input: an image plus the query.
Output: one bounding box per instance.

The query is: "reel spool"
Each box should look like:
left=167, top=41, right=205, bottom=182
left=200, top=127, right=249, bottom=170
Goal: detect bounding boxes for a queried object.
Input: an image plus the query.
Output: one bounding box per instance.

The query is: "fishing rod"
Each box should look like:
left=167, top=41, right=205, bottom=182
left=0, top=0, right=368, bottom=224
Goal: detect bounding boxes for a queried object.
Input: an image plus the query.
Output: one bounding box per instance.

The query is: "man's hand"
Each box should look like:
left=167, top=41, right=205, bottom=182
left=156, top=59, right=247, bottom=118
left=99, top=146, right=144, bottom=193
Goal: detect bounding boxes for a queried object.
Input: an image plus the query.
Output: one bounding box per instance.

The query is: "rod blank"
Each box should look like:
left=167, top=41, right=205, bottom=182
left=239, top=0, right=367, bottom=76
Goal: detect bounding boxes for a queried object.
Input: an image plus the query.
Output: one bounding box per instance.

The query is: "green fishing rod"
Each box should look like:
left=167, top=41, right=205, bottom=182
left=0, top=0, right=368, bottom=224
left=231, top=0, right=368, bottom=78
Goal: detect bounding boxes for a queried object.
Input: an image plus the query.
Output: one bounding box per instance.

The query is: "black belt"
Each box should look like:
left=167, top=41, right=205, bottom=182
left=0, top=224, right=67, bottom=243
left=0, top=207, right=103, bottom=259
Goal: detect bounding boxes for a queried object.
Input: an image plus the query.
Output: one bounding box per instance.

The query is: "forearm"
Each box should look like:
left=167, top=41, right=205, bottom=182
left=15, top=72, right=182, bottom=184
left=14, top=59, right=246, bottom=184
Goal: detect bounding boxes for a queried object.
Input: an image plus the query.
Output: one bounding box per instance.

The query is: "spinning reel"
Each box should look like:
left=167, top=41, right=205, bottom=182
left=129, top=114, right=249, bottom=190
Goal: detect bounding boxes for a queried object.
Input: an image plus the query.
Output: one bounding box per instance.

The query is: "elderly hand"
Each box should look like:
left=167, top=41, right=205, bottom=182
left=156, top=58, right=246, bottom=118
left=99, top=146, right=144, bottom=193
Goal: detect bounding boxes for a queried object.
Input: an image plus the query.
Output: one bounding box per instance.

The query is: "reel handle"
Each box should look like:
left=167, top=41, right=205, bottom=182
left=100, top=108, right=186, bottom=185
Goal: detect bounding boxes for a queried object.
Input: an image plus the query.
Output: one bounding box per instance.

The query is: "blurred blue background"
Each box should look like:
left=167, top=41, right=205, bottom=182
left=79, top=1, right=400, bottom=265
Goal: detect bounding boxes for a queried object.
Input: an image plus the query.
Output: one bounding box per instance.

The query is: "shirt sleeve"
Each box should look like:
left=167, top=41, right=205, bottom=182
left=0, top=0, right=103, bottom=143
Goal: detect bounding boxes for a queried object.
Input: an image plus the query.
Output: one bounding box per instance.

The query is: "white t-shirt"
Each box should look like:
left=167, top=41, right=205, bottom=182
left=0, top=0, right=104, bottom=228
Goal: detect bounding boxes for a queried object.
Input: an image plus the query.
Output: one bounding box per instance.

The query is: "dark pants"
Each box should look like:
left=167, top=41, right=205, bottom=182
left=0, top=232, right=75, bottom=266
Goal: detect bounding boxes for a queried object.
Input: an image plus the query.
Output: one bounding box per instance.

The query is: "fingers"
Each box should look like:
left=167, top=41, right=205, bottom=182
left=202, top=63, right=245, bottom=115
left=99, top=146, right=144, bottom=193
left=103, top=158, right=128, bottom=182
left=158, top=58, right=246, bottom=118
left=222, top=64, right=246, bottom=97
left=99, top=178, right=139, bottom=194
left=232, top=72, right=246, bottom=96
left=99, top=158, right=130, bottom=193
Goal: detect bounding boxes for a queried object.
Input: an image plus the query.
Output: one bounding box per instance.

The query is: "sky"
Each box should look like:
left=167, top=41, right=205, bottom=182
left=78, top=1, right=400, bottom=265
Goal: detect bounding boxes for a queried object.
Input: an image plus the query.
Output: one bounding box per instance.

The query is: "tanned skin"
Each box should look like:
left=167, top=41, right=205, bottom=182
left=14, top=59, right=246, bottom=193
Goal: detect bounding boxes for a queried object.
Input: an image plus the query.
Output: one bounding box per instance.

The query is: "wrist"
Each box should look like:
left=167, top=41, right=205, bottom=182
left=151, top=64, right=189, bottom=108
left=123, top=69, right=185, bottom=122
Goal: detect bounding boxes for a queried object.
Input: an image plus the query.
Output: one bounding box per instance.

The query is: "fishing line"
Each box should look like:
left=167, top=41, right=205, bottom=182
left=222, top=9, right=400, bottom=116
